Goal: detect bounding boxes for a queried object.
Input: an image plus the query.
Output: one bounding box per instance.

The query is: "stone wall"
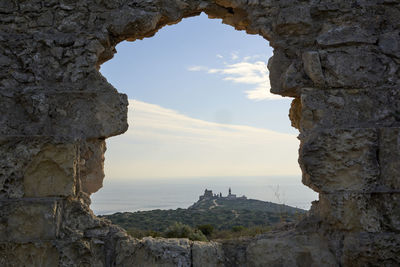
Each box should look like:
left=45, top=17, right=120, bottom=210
left=1, top=0, right=399, bottom=266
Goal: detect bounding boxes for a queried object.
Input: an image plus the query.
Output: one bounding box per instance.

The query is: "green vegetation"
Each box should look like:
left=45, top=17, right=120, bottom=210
left=102, top=197, right=306, bottom=241
left=197, top=224, right=214, bottom=237
left=164, top=222, right=208, bottom=241
left=124, top=223, right=273, bottom=241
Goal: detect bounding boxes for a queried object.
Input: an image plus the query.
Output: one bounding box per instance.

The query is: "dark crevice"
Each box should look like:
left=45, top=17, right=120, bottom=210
left=190, top=242, right=194, bottom=267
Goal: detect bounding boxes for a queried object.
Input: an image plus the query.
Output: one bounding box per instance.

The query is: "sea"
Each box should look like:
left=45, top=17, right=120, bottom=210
left=90, top=176, right=318, bottom=215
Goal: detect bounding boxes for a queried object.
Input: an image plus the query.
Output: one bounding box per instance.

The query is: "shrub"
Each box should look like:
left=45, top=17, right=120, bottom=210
left=231, top=225, right=246, bottom=232
left=164, top=222, right=208, bottom=241
left=197, top=224, right=214, bottom=237
left=127, top=228, right=162, bottom=239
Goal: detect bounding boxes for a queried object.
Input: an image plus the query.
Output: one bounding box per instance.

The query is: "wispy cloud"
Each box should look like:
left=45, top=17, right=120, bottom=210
left=188, top=57, right=280, bottom=101
left=231, top=52, right=239, bottom=60
left=105, top=100, right=300, bottom=179
left=243, top=55, right=264, bottom=62
left=187, top=65, right=208, bottom=72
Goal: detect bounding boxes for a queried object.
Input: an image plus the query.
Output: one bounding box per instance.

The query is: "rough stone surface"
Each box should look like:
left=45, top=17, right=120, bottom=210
left=0, top=200, right=61, bottom=242
left=192, top=241, right=225, bottom=267
left=246, top=231, right=337, bottom=267
left=1, top=0, right=399, bottom=266
left=341, top=232, right=400, bottom=266
left=116, top=237, right=192, bottom=267
left=312, top=192, right=400, bottom=232
left=302, top=51, right=325, bottom=87
left=24, top=143, right=77, bottom=197
left=379, top=128, right=400, bottom=191
left=299, top=128, right=380, bottom=193
left=79, top=139, right=106, bottom=195
left=0, top=242, right=59, bottom=267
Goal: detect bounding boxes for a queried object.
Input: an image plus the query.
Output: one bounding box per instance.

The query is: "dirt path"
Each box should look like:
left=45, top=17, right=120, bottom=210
left=209, top=199, right=219, bottom=210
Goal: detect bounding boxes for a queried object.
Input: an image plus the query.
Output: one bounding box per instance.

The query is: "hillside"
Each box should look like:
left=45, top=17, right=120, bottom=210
left=189, top=197, right=304, bottom=214
left=102, top=195, right=306, bottom=234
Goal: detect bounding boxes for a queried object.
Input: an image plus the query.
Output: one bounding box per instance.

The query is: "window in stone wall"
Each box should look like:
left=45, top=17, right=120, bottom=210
left=91, top=13, right=317, bottom=240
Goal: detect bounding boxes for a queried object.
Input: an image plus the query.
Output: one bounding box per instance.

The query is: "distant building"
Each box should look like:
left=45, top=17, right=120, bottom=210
left=199, top=189, right=213, bottom=201
left=227, top=187, right=236, bottom=199
left=198, top=188, right=246, bottom=201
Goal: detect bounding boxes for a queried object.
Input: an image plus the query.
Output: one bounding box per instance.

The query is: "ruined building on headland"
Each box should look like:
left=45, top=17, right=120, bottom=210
left=199, top=188, right=247, bottom=201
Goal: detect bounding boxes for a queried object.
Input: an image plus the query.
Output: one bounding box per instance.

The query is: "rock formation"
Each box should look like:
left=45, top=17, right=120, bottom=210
left=1, top=0, right=399, bottom=266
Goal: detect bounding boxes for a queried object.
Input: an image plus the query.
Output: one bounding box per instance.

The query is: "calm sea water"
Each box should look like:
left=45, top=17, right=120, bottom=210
left=90, top=176, right=318, bottom=215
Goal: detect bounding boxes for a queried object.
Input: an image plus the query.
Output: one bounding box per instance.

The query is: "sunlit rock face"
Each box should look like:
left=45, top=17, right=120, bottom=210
left=1, top=0, right=399, bottom=266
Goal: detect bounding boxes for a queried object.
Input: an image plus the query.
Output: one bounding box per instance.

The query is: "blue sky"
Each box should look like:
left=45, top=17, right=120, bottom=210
left=101, top=13, right=296, bottom=135
left=99, top=13, right=302, bottom=179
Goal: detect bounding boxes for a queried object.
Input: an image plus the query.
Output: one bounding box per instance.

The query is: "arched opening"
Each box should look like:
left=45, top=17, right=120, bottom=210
left=91, top=13, right=317, bottom=239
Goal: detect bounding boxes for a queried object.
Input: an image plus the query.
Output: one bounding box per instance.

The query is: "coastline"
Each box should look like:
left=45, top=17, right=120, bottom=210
left=90, top=176, right=317, bottom=215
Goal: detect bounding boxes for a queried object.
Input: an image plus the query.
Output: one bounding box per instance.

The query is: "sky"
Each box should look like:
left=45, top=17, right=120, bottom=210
left=106, top=99, right=300, bottom=179
left=99, top=13, right=302, bottom=180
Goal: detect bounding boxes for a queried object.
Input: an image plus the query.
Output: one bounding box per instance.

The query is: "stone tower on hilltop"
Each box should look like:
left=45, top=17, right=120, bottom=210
left=199, top=189, right=213, bottom=201
left=227, top=187, right=236, bottom=199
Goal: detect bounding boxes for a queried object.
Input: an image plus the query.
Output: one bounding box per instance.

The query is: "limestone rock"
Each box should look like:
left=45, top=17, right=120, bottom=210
left=0, top=200, right=60, bottom=242
left=192, top=241, right=225, bottom=267
left=300, top=88, right=400, bottom=131
left=300, top=128, right=380, bottom=193
left=302, top=51, right=325, bottom=87
left=342, top=232, right=400, bottom=266
left=275, top=5, right=312, bottom=35
left=79, top=140, right=106, bottom=195
left=379, top=128, right=400, bottom=191
left=319, top=47, right=395, bottom=88
left=0, top=242, right=59, bottom=267
left=316, top=192, right=400, bottom=232
left=115, top=237, right=191, bottom=267
left=24, top=143, right=77, bottom=197
left=289, top=97, right=302, bottom=130
left=246, top=231, right=337, bottom=267
left=317, top=26, right=378, bottom=46
left=379, top=31, right=400, bottom=58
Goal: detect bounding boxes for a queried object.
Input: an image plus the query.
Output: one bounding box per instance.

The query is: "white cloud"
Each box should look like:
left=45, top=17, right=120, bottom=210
left=216, top=54, right=223, bottom=59
left=209, top=61, right=267, bottom=84
left=187, top=65, right=208, bottom=72
left=231, top=52, right=239, bottom=60
left=105, top=100, right=301, bottom=179
left=188, top=59, right=281, bottom=101
left=243, top=55, right=263, bottom=62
